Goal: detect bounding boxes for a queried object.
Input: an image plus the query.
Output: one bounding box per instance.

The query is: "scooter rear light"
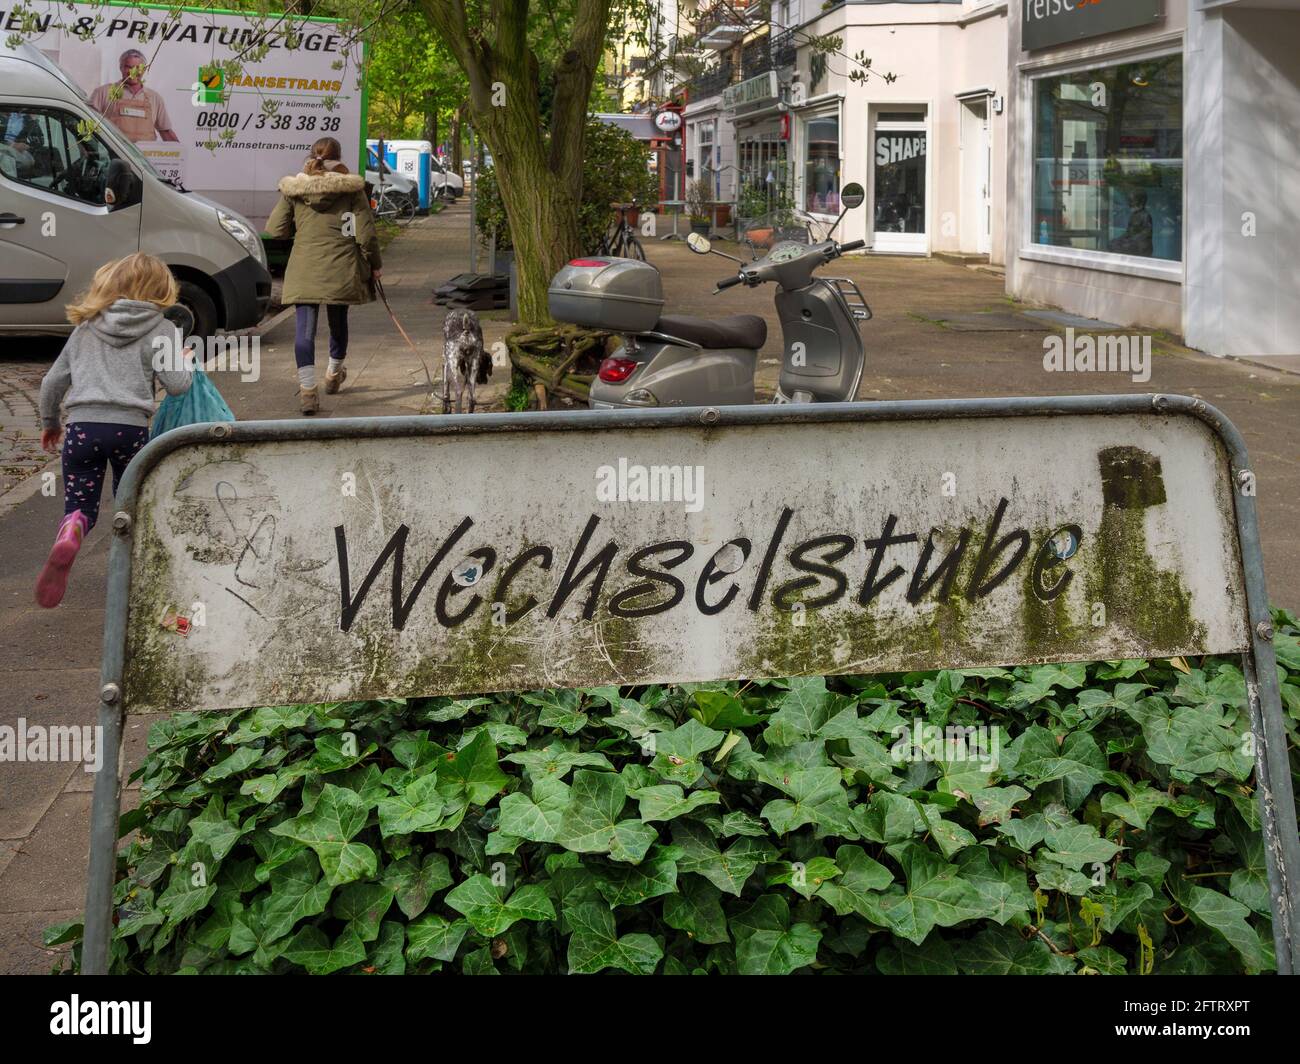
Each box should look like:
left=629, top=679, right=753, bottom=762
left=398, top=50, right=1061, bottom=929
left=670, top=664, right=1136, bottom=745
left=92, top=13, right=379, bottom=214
left=568, top=259, right=610, bottom=267
left=623, top=388, right=657, bottom=406
left=598, top=357, right=639, bottom=383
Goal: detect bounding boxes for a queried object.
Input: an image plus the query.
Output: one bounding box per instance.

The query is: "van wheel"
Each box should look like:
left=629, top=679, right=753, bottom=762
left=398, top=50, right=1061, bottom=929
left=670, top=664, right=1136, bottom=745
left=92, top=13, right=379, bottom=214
left=176, top=280, right=218, bottom=340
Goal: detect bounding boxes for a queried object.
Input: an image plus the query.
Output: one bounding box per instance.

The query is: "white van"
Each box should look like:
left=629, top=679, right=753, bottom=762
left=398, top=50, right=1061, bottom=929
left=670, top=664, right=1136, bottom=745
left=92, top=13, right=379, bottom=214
left=0, top=43, right=270, bottom=337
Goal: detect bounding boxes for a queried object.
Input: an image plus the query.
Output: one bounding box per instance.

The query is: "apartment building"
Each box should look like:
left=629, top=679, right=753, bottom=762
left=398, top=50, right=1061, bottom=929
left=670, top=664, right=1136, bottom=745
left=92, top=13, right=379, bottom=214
left=676, top=0, right=1010, bottom=261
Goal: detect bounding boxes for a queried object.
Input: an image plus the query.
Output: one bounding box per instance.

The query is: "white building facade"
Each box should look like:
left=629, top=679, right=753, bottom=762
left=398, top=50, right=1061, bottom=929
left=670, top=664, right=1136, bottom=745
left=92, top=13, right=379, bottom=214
left=1006, top=0, right=1300, bottom=357
left=788, top=0, right=1010, bottom=260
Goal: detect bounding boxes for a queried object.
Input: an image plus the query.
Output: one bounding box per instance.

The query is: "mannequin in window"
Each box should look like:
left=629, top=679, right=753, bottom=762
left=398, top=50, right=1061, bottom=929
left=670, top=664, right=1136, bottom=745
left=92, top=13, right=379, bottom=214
left=1111, top=189, right=1153, bottom=257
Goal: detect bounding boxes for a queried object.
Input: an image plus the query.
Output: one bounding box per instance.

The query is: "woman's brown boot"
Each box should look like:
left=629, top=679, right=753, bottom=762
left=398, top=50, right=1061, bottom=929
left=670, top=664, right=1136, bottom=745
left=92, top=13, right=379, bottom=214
left=324, top=365, right=347, bottom=394
left=300, top=386, right=319, bottom=415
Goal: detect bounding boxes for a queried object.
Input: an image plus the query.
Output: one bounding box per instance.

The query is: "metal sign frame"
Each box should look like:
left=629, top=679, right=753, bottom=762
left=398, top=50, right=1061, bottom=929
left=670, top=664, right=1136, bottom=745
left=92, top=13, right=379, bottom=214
left=82, top=394, right=1299, bottom=974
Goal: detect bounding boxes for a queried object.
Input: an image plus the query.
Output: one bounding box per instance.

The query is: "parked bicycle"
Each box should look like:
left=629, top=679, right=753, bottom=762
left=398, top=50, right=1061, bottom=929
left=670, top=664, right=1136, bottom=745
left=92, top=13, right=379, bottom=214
left=370, top=185, right=416, bottom=227
left=597, top=201, right=647, bottom=260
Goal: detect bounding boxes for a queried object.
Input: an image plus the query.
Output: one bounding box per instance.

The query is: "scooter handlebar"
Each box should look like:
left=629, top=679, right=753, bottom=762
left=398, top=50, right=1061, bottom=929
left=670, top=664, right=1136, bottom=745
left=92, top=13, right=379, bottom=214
left=716, top=273, right=746, bottom=291
left=837, top=239, right=867, bottom=253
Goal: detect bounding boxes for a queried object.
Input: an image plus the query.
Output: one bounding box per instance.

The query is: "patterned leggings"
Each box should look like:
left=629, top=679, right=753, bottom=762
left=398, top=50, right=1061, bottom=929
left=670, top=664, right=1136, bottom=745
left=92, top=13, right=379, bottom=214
left=62, top=422, right=149, bottom=529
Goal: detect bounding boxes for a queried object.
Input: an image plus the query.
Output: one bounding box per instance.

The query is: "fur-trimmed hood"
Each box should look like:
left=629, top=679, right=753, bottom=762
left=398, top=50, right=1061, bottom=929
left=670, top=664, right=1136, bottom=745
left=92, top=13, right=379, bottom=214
left=277, top=170, right=365, bottom=205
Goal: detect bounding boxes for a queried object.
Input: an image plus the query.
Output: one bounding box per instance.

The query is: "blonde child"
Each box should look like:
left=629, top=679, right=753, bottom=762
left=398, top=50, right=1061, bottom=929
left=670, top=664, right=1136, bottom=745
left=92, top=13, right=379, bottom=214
left=36, top=252, right=193, bottom=608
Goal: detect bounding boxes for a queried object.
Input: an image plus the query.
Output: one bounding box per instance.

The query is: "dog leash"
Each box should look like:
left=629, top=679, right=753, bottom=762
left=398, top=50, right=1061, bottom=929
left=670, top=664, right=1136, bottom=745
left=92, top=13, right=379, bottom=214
left=373, top=277, right=435, bottom=391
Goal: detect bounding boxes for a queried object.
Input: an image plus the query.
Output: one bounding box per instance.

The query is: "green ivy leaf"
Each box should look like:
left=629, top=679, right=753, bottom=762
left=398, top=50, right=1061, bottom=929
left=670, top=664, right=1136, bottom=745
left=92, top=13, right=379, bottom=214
left=759, top=766, right=854, bottom=836
left=867, top=843, right=991, bottom=945
left=629, top=783, right=722, bottom=823
left=382, top=853, right=453, bottom=920
left=522, top=689, right=589, bottom=734
left=436, top=730, right=509, bottom=809
left=282, top=924, right=366, bottom=975
left=377, top=772, right=447, bottom=837
left=497, top=777, right=571, bottom=843
left=1040, top=822, right=1122, bottom=870
left=566, top=903, right=662, bottom=974
left=444, top=874, right=556, bottom=937
left=671, top=819, right=777, bottom=896
left=955, top=925, right=1074, bottom=975
left=650, top=719, right=726, bottom=786
left=503, top=743, right=611, bottom=780
left=259, top=851, right=334, bottom=943
left=730, top=894, right=822, bottom=975
left=762, top=676, right=833, bottom=745
left=814, top=845, right=893, bottom=916
left=406, top=913, right=471, bottom=964
left=663, top=875, right=730, bottom=944
left=270, top=784, right=377, bottom=887
left=1184, top=886, right=1263, bottom=971
left=594, top=848, right=679, bottom=907
left=555, top=769, right=658, bottom=864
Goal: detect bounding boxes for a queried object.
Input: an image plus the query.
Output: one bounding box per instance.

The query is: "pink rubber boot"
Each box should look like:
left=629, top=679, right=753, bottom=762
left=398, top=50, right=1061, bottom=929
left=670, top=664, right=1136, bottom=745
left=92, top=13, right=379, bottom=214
left=35, top=510, right=88, bottom=608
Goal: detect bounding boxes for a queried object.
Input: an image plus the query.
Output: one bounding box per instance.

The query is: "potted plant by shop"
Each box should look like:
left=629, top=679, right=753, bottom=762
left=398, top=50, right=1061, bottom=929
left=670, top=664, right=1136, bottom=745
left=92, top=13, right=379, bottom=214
left=737, top=184, right=773, bottom=247
left=687, top=179, right=712, bottom=236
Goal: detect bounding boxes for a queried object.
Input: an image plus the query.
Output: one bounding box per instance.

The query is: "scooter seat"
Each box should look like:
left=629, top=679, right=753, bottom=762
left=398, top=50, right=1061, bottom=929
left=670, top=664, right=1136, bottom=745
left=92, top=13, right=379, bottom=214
left=654, top=314, right=767, bottom=351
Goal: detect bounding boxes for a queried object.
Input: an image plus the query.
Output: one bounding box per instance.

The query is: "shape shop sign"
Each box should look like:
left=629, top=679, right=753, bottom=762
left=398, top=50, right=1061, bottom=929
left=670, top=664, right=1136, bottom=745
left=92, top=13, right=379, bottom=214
left=116, top=409, right=1249, bottom=714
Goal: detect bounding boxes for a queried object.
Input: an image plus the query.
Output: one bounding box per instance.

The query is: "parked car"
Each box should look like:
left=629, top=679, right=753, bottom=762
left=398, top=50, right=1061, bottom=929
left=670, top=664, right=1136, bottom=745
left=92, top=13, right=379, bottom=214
left=430, top=155, right=462, bottom=200
left=0, top=42, right=271, bottom=338
left=364, top=148, right=418, bottom=202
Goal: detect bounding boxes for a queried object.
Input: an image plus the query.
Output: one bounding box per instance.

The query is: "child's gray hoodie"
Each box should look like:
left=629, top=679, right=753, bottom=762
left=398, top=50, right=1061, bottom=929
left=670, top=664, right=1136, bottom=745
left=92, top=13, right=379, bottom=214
left=39, top=299, right=193, bottom=431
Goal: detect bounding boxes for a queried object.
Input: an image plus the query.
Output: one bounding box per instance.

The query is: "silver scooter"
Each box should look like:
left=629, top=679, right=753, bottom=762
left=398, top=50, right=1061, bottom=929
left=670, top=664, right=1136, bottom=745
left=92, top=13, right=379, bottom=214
left=550, top=183, right=870, bottom=409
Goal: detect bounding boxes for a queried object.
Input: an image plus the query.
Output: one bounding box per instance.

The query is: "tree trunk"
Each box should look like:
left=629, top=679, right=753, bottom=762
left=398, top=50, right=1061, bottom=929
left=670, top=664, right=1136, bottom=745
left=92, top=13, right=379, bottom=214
left=416, top=0, right=611, bottom=326
left=450, top=105, right=463, bottom=170
left=421, top=90, right=438, bottom=147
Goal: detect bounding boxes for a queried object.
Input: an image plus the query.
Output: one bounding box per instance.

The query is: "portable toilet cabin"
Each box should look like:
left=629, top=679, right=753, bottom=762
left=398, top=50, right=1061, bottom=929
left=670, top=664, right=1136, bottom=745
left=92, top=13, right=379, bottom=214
left=367, top=139, right=434, bottom=210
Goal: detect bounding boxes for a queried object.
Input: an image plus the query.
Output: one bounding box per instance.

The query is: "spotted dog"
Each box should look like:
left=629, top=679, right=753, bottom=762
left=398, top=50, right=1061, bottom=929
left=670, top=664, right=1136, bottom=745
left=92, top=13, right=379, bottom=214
left=441, top=309, right=490, bottom=413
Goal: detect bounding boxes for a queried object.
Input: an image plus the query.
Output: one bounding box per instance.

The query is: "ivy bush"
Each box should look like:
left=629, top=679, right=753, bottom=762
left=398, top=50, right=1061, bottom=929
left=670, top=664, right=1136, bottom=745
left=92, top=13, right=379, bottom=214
left=50, top=608, right=1300, bottom=975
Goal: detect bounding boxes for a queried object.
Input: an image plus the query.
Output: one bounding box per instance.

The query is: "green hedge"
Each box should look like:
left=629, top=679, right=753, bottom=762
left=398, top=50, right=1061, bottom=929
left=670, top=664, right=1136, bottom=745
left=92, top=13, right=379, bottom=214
left=50, top=607, right=1300, bottom=974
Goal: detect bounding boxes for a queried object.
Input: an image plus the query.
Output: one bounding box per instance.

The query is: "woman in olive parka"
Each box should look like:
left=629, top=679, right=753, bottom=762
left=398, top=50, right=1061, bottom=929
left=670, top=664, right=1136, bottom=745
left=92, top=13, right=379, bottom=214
left=265, top=136, right=382, bottom=414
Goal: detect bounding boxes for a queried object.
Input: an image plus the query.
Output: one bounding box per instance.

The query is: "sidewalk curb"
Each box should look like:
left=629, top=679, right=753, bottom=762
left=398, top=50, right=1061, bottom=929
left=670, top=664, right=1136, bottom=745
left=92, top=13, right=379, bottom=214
left=1229, top=355, right=1300, bottom=379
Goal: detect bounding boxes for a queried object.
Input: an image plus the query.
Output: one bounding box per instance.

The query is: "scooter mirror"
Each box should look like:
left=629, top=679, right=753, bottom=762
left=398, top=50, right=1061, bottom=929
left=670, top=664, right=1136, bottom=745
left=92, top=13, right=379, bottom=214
left=686, top=232, right=712, bottom=255
left=841, top=182, right=865, bottom=210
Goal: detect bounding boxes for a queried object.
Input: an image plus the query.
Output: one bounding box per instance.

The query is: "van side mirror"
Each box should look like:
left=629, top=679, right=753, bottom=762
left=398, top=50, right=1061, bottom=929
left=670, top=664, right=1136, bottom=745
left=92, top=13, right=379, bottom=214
left=105, top=160, right=142, bottom=211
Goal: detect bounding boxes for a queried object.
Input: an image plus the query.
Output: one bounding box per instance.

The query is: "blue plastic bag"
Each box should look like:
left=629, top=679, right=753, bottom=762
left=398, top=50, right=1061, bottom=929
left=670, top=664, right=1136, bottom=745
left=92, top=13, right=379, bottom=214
left=150, top=367, right=235, bottom=440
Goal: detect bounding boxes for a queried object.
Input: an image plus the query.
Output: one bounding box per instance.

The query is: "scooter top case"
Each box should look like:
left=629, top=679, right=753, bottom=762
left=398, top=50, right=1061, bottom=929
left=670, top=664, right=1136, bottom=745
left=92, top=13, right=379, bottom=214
left=548, top=257, right=664, bottom=333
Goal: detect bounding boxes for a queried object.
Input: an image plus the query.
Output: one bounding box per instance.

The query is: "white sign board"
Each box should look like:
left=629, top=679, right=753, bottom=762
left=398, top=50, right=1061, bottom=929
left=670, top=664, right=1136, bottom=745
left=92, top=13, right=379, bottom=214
left=118, top=410, right=1248, bottom=714
left=18, top=3, right=365, bottom=227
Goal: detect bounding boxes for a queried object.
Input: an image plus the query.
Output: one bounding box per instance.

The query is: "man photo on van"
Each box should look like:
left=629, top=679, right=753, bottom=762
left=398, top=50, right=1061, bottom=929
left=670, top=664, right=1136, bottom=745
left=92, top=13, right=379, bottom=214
left=88, top=48, right=179, bottom=144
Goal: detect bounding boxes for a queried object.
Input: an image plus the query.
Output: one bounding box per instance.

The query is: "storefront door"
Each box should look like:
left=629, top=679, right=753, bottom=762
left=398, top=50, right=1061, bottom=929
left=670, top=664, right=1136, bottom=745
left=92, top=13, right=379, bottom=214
left=961, top=98, right=993, bottom=256
left=873, top=113, right=928, bottom=254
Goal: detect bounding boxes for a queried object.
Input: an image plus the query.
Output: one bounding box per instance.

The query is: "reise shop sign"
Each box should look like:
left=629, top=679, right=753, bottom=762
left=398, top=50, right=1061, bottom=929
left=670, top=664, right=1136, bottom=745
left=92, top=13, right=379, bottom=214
left=81, top=397, right=1299, bottom=976
left=1022, top=0, right=1164, bottom=52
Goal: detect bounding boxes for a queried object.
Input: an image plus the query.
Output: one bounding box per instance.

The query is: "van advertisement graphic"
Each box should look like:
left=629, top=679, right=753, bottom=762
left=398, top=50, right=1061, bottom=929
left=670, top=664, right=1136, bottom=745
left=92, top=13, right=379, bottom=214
left=7, top=2, right=365, bottom=227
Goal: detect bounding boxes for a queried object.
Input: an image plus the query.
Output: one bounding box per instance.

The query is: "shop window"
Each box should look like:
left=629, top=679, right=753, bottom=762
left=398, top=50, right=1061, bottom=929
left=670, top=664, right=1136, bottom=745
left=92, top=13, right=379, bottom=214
left=738, top=131, right=789, bottom=219
left=803, top=112, right=840, bottom=214
left=1032, top=55, right=1182, bottom=262
left=873, top=130, right=927, bottom=235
